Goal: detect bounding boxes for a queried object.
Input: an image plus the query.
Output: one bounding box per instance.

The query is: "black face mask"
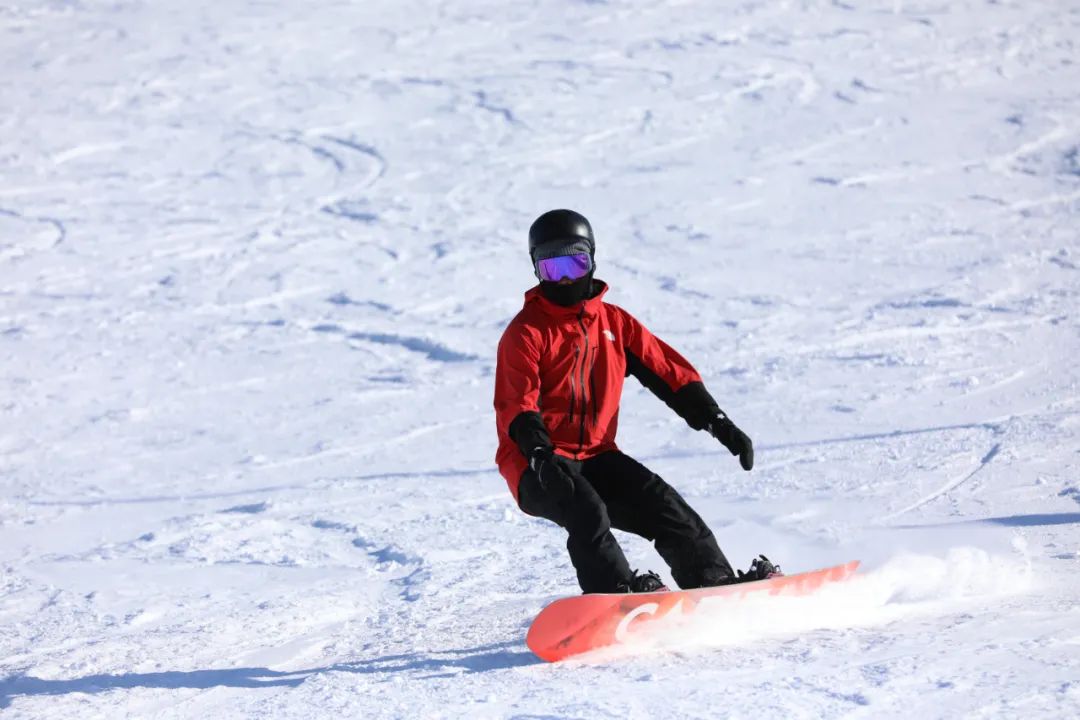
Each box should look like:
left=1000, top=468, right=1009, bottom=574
left=539, top=272, right=594, bottom=307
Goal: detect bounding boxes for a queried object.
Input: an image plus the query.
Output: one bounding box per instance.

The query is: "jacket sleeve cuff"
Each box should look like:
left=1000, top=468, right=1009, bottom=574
left=508, top=411, right=552, bottom=458
left=670, top=381, right=721, bottom=431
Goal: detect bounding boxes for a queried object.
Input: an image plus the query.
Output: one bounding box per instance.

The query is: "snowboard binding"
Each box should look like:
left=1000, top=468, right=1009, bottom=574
left=737, top=554, right=784, bottom=582
left=616, top=569, right=669, bottom=593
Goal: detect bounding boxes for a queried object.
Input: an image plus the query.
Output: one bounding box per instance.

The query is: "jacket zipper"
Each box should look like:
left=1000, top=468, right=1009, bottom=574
left=576, top=310, right=590, bottom=453
left=589, top=347, right=598, bottom=426
left=568, top=344, right=579, bottom=424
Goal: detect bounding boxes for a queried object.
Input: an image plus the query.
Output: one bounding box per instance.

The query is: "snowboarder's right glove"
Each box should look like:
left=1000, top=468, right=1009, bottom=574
left=709, top=413, right=754, bottom=471
left=529, top=447, right=578, bottom=504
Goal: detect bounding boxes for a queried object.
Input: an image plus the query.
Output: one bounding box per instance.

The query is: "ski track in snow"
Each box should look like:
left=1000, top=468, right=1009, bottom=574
left=2, top=0, right=1080, bottom=718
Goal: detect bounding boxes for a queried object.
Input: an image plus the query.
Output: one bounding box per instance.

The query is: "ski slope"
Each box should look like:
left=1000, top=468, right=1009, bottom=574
left=2, top=0, right=1079, bottom=717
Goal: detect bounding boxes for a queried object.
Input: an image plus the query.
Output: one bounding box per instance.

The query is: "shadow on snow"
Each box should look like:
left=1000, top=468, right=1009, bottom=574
left=0, top=642, right=538, bottom=709
left=892, top=512, right=1080, bottom=529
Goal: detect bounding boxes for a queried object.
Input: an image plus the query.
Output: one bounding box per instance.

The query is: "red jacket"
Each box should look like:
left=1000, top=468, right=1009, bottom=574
left=494, top=281, right=713, bottom=502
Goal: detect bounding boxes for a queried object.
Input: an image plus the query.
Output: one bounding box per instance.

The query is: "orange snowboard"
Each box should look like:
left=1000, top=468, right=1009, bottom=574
left=526, top=560, right=860, bottom=662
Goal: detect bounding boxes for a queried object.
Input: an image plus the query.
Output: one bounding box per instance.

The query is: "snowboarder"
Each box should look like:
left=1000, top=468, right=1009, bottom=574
left=494, top=209, right=779, bottom=594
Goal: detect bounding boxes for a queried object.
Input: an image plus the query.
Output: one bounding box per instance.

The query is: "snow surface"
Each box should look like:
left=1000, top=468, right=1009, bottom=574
left=2, top=0, right=1079, bottom=717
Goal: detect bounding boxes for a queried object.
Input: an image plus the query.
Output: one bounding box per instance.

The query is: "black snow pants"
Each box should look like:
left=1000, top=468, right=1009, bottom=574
left=518, top=450, right=735, bottom=593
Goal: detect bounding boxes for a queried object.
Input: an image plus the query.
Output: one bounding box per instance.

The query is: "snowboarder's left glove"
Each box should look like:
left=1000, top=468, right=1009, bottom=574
left=709, top=413, right=754, bottom=471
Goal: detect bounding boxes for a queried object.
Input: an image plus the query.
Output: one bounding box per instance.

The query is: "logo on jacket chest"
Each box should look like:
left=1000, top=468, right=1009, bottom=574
left=603, top=329, right=615, bottom=342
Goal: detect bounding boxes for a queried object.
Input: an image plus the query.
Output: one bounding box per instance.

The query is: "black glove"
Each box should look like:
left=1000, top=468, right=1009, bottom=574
left=708, top=413, right=754, bottom=471
left=528, top=447, right=578, bottom=503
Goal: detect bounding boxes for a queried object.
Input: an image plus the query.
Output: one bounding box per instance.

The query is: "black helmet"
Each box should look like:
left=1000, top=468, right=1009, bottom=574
left=528, top=209, right=595, bottom=262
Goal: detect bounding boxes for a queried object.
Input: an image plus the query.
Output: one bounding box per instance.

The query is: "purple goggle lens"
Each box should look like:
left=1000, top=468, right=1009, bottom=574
left=537, top=253, right=591, bottom=282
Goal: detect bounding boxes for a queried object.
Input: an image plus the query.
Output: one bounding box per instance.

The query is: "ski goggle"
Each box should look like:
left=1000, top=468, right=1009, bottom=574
left=536, top=252, right=592, bottom=282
